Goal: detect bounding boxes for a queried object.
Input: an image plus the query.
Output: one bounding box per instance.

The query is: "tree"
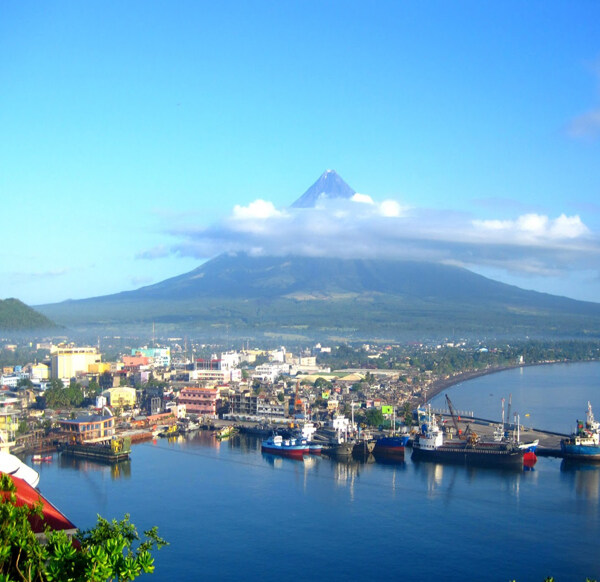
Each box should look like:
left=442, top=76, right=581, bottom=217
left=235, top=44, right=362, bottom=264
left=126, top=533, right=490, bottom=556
left=364, top=408, right=384, bottom=427
left=16, top=378, right=34, bottom=390
left=0, top=474, right=167, bottom=581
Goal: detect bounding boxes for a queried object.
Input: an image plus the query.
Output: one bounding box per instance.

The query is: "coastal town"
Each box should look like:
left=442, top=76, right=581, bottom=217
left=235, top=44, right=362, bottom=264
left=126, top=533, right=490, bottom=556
left=1, top=337, right=598, bottom=457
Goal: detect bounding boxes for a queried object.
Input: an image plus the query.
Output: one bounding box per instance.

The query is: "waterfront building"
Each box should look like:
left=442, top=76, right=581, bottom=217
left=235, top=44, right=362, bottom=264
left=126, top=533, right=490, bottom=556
left=230, top=392, right=258, bottom=416
left=177, top=387, right=218, bottom=417
left=58, top=413, right=115, bottom=443
left=256, top=398, right=286, bottom=418
left=50, top=346, right=101, bottom=380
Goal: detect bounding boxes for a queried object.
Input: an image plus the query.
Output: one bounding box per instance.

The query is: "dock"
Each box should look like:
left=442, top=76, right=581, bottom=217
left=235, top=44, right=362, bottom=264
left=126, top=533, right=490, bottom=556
left=435, top=413, right=566, bottom=457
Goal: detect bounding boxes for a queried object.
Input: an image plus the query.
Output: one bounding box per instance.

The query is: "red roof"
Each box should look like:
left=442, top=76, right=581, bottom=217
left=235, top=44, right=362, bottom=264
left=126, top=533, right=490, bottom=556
left=1, top=473, right=77, bottom=534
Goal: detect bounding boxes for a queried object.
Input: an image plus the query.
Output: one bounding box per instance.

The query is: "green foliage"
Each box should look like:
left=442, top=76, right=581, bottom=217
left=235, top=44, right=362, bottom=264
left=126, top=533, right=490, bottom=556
left=313, top=377, right=332, bottom=390
left=16, top=378, right=34, bottom=390
left=364, top=408, right=384, bottom=427
left=0, top=299, right=57, bottom=331
left=43, top=380, right=84, bottom=409
left=0, top=474, right=167, bottom=581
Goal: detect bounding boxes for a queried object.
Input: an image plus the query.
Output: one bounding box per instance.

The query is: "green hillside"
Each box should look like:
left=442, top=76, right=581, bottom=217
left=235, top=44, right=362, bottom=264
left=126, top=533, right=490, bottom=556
left=0, top=298, right=58, bottom=330
left=36, top=255, right=600, bottom=339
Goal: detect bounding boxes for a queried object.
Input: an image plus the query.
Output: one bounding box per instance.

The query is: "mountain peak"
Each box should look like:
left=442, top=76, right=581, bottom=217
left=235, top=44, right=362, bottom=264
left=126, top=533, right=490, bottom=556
left=291, top=170, right=356, bottom=208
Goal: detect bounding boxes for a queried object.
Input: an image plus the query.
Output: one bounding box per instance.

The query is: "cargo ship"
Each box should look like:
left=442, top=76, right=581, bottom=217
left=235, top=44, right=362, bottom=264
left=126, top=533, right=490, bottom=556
left=411, top=406, right=524, bottom=469
left=373, top=435, right=409, bottom=458
left=560, top=402, right=600, bottom=462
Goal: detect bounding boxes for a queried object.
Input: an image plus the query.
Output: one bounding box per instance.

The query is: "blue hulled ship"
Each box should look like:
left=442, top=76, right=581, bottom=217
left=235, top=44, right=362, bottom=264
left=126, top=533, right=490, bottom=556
left=560, top=402, right=600, bottom=462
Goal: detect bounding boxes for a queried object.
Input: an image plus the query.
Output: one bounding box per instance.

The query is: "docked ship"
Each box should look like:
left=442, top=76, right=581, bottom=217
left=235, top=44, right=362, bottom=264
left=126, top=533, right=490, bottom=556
left=373, top=435, right=409, bottom=458
left=261, top=434, right=309, bottom=458
left=373, top=406, right=409, bottom=458
left=560, top=402, right=600, bottom=462
left=411, top=406, right=525, bottom=469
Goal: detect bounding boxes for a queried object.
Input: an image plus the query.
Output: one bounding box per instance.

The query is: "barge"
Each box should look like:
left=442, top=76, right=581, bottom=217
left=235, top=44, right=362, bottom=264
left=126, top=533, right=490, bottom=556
left=60, top=436, right=131, bottom=463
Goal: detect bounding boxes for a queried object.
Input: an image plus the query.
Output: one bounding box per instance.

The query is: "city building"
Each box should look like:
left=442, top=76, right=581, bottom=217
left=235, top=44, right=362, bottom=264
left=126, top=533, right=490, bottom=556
left=132, top=347, right=171, bottom=368
left=100, top=387, right=137, bottom=408
left=50, top=346, right=101, bottom=380
left=177, top=387, right=218, bottom=417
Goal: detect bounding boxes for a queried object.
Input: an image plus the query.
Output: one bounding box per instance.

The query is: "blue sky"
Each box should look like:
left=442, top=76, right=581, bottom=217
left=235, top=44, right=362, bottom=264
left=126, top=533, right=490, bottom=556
left=1, top=1, right=600, bottom=305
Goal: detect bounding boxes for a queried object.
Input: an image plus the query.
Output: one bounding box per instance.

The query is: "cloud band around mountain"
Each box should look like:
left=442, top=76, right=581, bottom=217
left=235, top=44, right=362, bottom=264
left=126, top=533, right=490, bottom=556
left=139, top=194, right=599, bottom=279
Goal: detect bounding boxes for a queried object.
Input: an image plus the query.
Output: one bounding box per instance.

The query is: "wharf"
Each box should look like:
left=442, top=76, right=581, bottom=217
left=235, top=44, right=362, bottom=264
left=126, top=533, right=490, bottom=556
left=436, top=413, right=567, bottom=458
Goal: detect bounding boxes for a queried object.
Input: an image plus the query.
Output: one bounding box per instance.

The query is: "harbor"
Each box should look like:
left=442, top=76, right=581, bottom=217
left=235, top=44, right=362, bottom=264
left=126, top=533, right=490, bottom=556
left=9, top=362, right=599, bottom=582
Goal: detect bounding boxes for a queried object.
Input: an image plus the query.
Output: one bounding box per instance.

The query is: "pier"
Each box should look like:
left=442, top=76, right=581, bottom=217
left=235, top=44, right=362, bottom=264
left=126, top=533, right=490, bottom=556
left=434, top=412, right=566, bottom=457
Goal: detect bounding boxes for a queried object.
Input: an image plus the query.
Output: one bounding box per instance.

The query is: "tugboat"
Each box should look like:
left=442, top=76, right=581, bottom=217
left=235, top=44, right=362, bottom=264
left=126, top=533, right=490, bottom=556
left=411, top=403, right=524, bottom=469
left=560, top=402, right=600, bottom=462
left=261, top=434, right=309, bottom=458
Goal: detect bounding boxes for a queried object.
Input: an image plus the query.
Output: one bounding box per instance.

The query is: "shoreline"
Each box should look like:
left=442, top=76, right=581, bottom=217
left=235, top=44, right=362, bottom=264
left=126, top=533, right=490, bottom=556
left=424, top=362, right=555, bottom=402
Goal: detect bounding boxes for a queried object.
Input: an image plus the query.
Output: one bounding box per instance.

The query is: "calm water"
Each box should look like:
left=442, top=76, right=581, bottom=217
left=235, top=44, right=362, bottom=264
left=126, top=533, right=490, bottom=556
left=31, top=362, right=600, bottom=582
left=430, top=361, right=600, bottom=434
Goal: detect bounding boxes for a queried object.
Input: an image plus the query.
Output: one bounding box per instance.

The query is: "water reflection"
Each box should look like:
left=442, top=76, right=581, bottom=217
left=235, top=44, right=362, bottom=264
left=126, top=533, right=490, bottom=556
left=57, top=454, right=131, bottom=480
left=560, top=459, right=600, bottom=501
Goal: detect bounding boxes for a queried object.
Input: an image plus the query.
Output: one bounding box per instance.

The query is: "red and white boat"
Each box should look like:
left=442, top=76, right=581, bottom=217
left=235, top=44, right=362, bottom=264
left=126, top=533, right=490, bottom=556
left=261, top=434, right=309, bottom=458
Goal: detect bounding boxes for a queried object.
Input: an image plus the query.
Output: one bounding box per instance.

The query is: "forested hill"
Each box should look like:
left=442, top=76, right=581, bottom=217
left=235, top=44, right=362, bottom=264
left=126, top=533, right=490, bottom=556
left=0, top=298, right=58, bottom=330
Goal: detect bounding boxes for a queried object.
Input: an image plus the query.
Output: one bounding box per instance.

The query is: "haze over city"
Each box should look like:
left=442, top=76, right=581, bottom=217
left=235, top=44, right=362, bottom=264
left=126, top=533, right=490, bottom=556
left=2, top=2, right=600, bottom=305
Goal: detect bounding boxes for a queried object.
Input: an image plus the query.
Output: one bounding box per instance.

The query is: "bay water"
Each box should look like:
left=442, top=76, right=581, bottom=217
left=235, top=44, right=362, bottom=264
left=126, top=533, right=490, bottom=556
left=31, top=362, right=600, bottom=581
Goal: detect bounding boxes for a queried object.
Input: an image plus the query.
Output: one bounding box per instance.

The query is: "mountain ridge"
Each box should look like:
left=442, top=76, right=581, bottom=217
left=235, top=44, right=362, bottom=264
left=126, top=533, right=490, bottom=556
left=36, top=254, right=600, bottom=339
left=33, top=170, right=600, bottom=339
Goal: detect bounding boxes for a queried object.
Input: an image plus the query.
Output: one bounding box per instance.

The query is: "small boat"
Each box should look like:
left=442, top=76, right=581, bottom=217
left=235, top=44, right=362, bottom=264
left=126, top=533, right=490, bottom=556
left=321, top=439, right=355, bottom=458
left=215, top=425, right=237, bottom=440
left=261, top=434, right=308, bottom=457
left=560, top=402, right=600, bottom=462
left=158, top=425, right=179, bottom=438
left=31, top=454, right=53, bottom=462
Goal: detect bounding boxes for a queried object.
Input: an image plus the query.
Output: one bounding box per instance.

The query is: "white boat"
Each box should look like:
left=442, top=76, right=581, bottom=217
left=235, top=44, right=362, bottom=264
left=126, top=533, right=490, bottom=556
left=0, top=451, right=40, bottom=488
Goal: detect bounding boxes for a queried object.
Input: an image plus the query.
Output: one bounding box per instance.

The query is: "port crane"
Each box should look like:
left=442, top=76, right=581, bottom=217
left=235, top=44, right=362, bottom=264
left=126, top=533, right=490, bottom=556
left=445, top=394, right=475, bottom=441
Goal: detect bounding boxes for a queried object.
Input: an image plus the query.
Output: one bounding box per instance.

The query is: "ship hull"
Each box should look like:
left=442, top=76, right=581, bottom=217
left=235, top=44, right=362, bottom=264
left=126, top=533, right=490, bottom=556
left=560, top=442, right=600, bottom=462
left=411, top=443, right=524, bottom=468
left=261, top=444, right=307, bottom=458
left=373, top=435, right=409, bottom=457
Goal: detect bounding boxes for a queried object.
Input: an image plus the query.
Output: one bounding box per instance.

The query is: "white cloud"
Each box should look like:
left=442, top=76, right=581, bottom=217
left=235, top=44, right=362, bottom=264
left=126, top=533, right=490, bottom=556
left=473, top=213, right=589, bottom=241
left=142, top=191, right=600, bottom=285
left=379, top=200, right=405, bottom=218
left=232, top=199, right=284, bottom=220
left=351, top=193, right=374, bottom=204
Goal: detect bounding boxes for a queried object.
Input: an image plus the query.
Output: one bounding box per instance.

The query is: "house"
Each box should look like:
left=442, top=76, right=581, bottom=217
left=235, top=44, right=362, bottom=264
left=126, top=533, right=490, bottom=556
left=58, top=414, right=115, bottom=443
